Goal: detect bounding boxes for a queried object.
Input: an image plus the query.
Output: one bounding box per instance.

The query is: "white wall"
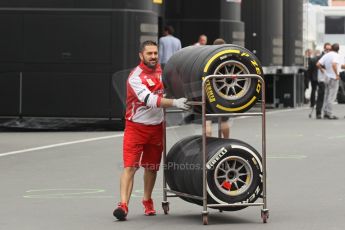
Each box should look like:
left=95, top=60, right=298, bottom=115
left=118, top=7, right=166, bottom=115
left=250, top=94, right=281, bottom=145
left=303, top=3, right=345, bottom=55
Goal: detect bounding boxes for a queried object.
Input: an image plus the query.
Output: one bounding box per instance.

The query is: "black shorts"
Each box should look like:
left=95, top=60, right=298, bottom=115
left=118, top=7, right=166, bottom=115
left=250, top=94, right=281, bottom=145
left=208, top=117, right=229, bottom=123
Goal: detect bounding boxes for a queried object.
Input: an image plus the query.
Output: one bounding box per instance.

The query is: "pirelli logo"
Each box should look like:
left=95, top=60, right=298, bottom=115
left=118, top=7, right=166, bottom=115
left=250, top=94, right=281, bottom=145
left=205, top=79, right=216, bottom=102
left=206, top=147, right=228, bottom=169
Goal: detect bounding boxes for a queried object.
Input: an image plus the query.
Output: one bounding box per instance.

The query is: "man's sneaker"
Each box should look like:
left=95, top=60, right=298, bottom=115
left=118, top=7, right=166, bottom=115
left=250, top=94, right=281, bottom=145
left=329, top=116, right=339, bottom=120
left=323, top=114, right=331, bottom=119
left=142, top=199, right=156, bottom=216
left=316, top=114, right=322, bottom=119
left=324, top=114, right=338, bottom=120
left=113, top=202, right=128, bottom=220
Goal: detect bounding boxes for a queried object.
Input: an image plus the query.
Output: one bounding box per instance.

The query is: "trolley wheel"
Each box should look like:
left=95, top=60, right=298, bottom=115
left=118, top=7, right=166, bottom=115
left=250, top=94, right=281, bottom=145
left=261, top=209, right=269, bottom=223
left=219, top=209, right=223, bottom=213
left=162, top=202, right=169, bottom=215
left=202, top=213, right=209, bottom=225
left=308, top=114, right=312, bottom=118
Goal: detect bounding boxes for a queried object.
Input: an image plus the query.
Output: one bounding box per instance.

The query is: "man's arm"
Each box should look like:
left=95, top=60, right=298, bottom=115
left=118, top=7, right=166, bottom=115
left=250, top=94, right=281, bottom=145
left=129, top=74, right=190, bottom=110
left=316, top=61, right=324, bottom=74
left=159, top=98, right=173, bottom=108
left=332, top=62, right=340, bottom=80
left=177, top=39, right=182, bottom=50
left=160, top=97, right=190, bottom=110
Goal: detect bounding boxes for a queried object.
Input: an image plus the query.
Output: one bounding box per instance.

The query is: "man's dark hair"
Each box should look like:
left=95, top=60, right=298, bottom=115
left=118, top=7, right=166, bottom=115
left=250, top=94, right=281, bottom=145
left=213, top=38, right=226, bottom=45
left=323, top=42, right=331, bottom=49
left=140, top=40, right=158, bottom=52
left=164, top=25, right=174, bottom=35
left=331, top=43, right=339, bottom=52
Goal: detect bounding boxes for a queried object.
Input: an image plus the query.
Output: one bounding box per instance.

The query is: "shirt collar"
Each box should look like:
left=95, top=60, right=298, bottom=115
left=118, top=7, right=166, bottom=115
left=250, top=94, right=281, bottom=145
left=139, top=61, right=162, bottom=74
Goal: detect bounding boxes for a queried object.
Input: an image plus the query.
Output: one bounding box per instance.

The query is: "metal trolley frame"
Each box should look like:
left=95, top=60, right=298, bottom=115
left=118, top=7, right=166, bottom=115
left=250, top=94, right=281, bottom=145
left=162, top=74, right=269, bottom=225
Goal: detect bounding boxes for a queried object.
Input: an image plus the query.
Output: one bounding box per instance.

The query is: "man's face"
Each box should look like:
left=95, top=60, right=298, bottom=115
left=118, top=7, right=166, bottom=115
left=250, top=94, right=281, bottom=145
left=199, top=36, right=207, bottom=45
left=139, top=45, right=158, bottom=69
left=324, top=45, right=331, bottom=53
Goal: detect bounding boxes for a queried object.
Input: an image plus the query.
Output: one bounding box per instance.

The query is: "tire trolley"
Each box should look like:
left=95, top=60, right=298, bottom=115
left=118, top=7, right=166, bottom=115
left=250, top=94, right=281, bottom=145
left=161, top=74, right=269, bottom=225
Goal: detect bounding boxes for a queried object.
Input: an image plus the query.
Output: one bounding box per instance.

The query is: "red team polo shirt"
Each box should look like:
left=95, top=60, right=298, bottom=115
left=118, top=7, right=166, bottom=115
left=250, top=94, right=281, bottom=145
left=123, top=62, right=164, bottom=170
left=125, top=61, right=164, bottom=125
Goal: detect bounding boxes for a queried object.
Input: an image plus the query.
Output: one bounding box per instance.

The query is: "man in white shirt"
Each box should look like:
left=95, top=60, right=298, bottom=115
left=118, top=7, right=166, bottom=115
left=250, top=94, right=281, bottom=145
left=317, top=43, right=345, bottom=119
left=315, top=43, right=331, bottom=119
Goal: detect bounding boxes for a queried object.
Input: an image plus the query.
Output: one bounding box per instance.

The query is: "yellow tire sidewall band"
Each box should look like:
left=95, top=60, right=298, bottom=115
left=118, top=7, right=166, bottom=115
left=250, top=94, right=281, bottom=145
left=203, top=49, right=241, bottom=73
left=215, top=96, right=257, bottom=112
left=202, top=48, right=260, bottom=112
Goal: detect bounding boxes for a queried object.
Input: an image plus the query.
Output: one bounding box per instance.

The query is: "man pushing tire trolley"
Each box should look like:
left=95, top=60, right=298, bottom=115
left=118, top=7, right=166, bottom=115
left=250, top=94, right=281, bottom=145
left=113, top=40, right=190, bottom=221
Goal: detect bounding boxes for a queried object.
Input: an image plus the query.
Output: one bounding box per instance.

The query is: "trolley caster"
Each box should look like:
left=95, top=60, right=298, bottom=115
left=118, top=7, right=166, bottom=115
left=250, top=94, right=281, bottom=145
left=261, top=209, right=269, bottom=223
left=202, top=213, right=209, bottom=225
left=219, top=209, right=223, bottom=213
left=162, top=202, right=169, bottom=215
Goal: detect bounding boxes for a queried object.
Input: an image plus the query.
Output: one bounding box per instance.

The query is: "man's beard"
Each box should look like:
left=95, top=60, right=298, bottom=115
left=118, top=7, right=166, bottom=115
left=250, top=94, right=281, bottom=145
left=143, top=58, right=158, bottom=69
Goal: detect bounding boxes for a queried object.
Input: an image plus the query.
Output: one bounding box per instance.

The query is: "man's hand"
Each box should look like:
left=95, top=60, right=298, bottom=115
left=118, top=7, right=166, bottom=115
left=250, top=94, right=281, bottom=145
left=173, top=98, right=191, bottom=110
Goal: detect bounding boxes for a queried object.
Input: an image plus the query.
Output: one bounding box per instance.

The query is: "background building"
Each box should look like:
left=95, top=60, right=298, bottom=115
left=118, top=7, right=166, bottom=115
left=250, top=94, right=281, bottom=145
left=0, top=0, right=306, bottom=128
left=304, top=2, right=345, bottom=55
left=330, top=0, right=345, bottom=6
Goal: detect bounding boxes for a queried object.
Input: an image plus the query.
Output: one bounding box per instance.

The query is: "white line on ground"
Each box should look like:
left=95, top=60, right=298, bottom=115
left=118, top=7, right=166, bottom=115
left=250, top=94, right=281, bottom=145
left=0, top=134, right=122, bottom=157
left=0, top=126, right=179, bottom=157
left=0, top=107, right=309, bottom=158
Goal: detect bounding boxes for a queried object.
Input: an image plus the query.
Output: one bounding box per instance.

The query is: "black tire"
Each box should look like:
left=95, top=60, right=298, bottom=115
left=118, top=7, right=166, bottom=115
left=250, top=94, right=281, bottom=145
left=163, top=45, right=263, bottom=113
left=206, top=139, right=263, bottom=210
left=199, top=45, right=263, bottom=113
left=165, top=135, right=200, bottom=203
left=163, top=46, right=197, bottom=99
left=165, top=136, right=263, bottom=211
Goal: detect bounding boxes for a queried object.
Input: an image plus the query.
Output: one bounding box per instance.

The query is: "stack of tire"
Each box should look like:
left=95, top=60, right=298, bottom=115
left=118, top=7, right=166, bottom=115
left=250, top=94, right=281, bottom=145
left=165, top=136, right=263, bottom=211
left=163, top=45, right=264, bottom=210
left=163, top=44, right=263, bottom=113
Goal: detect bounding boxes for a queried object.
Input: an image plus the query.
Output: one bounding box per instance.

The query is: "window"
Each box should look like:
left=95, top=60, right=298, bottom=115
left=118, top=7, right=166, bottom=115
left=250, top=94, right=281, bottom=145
left=325, top=16, right=345, bottom=34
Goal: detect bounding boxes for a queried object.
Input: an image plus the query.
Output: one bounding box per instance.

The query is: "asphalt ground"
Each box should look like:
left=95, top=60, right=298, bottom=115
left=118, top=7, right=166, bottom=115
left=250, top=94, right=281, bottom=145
left=1, top=104, right=345, bottom=229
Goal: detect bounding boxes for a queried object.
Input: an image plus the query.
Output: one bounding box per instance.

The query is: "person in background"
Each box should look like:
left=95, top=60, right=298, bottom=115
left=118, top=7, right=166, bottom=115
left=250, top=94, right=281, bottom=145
left=113, top=40, right=190, bottom=221
left=308, top=49, right=320, bottom=109
left=304, top=48, right=313, bottom=103
left=213, top=38, right=226, bottom=45
left=315, top=43, right=331, bottom=119
left=317, top=43, right=343, bottom=119
left=194, top=34, right=207, bottom=46
left=158, top=25, right=181, bottom=69
left=205, top=38, right=230, bottom=138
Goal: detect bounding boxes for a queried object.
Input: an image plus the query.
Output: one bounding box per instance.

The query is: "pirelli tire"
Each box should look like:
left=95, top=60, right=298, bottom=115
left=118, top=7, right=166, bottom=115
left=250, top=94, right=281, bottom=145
left=205, top=139, right=263, bottom=210
left=165, top=135, right=200, bottom=203
left=163, top=44, right=263, bottom=113
left=165, top=136, right=263, bottom=211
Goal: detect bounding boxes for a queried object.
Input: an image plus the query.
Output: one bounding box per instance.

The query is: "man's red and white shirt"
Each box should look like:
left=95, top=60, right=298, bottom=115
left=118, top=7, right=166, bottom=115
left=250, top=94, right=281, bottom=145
left=125, top=62, right=164, bottom=125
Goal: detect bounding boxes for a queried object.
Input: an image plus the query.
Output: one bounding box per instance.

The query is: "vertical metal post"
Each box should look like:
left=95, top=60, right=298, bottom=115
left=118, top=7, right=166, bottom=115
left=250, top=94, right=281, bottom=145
left=162, top=108, right=167, bottom=202
left=261, top=78, right=267, bottom=210
left=201, top=79, right=208, bottom=215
